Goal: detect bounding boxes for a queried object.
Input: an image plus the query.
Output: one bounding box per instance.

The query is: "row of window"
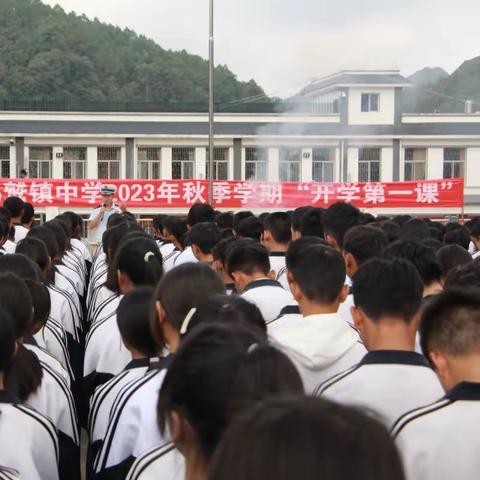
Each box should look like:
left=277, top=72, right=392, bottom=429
left=0, top=145, right=466, bottom=182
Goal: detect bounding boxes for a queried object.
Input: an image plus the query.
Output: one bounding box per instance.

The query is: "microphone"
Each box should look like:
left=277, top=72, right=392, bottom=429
left=100, top=203, right=106, bottom=221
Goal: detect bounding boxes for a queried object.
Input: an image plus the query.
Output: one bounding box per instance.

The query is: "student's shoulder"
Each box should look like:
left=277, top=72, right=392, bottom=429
left=127, top=443, right=176, bottom=480
left=314, top=363, right=362, bottom=396
left=12, top=403, right=58, bottom=449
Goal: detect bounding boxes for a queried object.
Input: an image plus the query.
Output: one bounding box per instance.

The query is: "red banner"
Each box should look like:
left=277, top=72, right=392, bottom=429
left=0, top=178, right=464, bottom=209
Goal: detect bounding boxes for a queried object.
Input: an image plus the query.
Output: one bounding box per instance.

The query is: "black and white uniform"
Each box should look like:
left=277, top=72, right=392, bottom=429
left=173, top=246, right=197, bottom=266
left=126, top=443, right=185, bottom=480
left=225, top=283, right=236, bottom=296
left=268, top=252, right=289, bottom=290
left=24, top=343, right=71, bottom=386
left=0, top=391, right=59, bottom=480
left=95, top=363, right=170, bottom=479
left=267, top=304, right=301, bottom=333
left=161, top=243, right=181, bottom=273
left=0, top=467, right=19, bottom=480
left=241, top=278, right=295, bottom=323
left=270, top=312, right=366, bottom=392
left=3, top=240, right=15, bottom=254
left=71, top=238, right=93, bottom=265
left=393, top=382, right=480, bottom=480
left=33, top=318, right=71, bottom=373
left=13, top=224, right=29, bottom=243
left=316, top=350, right=444, bottom=427
left=337, top=293, right=355, bottom=329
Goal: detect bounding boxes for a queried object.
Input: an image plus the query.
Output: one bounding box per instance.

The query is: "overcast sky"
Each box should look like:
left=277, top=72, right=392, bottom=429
left=43, top=0, right=480, bottom=97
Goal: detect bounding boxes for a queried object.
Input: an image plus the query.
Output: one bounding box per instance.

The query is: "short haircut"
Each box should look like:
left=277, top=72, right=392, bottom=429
left=0, top=217, right=9, bottom=238
left=164, top=216, right=188, bottom=245
left=21, top=203, right=35, bottom=225
left=444, top=263, right=480, bottom=290
left=437, top=244, right=472, bottom=279
left=0, top=207, right=12, bottom=224
left=291, top=206, right=313, bottom=232
left=233, top=211, right=254, bottom=232
left=286, top=242, right=345, bottom=304
left=189, top=222, right=222, bottom=254
left=0, top=307, right=16, bottom=372
left=471, top=219, right=480, bottom=239
left=401, top=218, right=431, bottom=241
left=383, top=239, right=442, bottom=286
left=322, top=202, right=364, bottom=248
left=215, top=212, right=234, bottom=229
left=444, top=225, right=470, bottom=250
left=226, top=240, right=270, bottom=277
left=420, top=289, right=480, bottom=357
left=212, top=237, right=237, bottom=266
left=380, top=221, right=401, bottom=243
left=343, top=225, right=388, bottom=265
left=352, top=258, right=423, bottom=322
left=117, top=287, right=157, bottom=357
left=187, top=203, right=215, bottom=226
left=300, top=208, right=324, bottom=238
left=3, top=196, right=25, bottom=218
left=152, top=214, right=167, bottom=232
left=263, top=212, right=292, bottom=245
left=236, top=216, right=263, bottom=242
left=422, top=238, right=443, bottom=253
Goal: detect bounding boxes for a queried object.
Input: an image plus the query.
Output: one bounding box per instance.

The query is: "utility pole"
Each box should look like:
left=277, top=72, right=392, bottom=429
left=208, top=0, right=215, bottom=203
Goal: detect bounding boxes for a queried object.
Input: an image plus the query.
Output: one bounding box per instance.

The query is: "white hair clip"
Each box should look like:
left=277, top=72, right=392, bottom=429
left=247, top=343, right=259, bottom=354
left=144, top=251, right=155, bottom=263
left=180, top=307, right=197, bottom=335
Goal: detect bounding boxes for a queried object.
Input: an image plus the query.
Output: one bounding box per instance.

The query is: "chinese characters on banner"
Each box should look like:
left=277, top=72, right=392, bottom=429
left=0, top=178, right=464, bottom=209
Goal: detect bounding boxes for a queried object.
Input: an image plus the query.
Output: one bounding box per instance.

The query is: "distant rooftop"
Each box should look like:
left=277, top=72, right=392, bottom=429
left=300, top=70, right=411, bottom=95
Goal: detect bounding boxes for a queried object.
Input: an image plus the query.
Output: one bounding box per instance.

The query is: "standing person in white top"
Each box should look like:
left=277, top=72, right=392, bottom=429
left=87, top=185, right=125, bottom=246
left=393, top=289, right=480, bottom=480
left=3, top=197, right=28, bottom=243
left=317, top=258, right=443, bottom=427
left=261, top=212, right=291, bottom=290
left=226, top=239, right=295, bottom=323
left=189, top=222, right=221, bottom=265
left=270, top=242, right=366, bottom=392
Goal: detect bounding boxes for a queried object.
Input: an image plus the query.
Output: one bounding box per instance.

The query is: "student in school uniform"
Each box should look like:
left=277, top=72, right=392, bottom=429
left=161, top=216, right=188, bottom=272
left=87, top=288, right=159, bottom=478
left=393, top=290, right=480, bottom=480
left=212, top=237, right=237, bottom=294
left=94, top=264, right=225, bottom=479
left=316, top=258, right=443, bottom=427
left=0, top=306, right=60, bottom=480
left=269, top=242, right=366, bottom=392
left=261, top=212, right=292, bottom=290
left=226, top=240, right=295, bottom=323
left=436, top=244, right=472, bottom=283
left=0, top=208, right=16, bottom=254
left=189, top=221, right=221, bottom=264
left=3, top=196, right=28, bottom=243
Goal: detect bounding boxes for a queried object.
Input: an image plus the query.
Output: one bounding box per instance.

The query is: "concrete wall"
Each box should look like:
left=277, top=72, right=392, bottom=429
left=348, top=87, right=395, bottom=125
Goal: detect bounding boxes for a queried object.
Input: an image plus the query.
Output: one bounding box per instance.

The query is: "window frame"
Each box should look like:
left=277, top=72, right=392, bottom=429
left=312, top=147, right=335, bottom=182
left=361, top=93, right=380, bottom=112
left=137, top=146, right=162, bottom=179
left=404, top=147, right=427, bottom=181
left=443, top=148, right=465, bottom=179
left=245, top=147, right=268, bottom=181
left=279, top=147, right=302, bottom=182
left=172, top=147, right=195, bottom=180
left=358, top=147, right=381, bottom=182
left=29, top=146, right=53, bottom=179
left=97, top=146, right=121, bottom=179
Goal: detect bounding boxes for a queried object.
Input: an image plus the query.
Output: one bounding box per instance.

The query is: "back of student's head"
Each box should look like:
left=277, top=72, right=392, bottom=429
left=444, top=262, right=480, bottom=291
left=152, top=214, right=167, bottom=234
left=0, top=254, right=40, bottom=282
left=25, top=279, right=51, bottom=332
left=0, top=216, right=9, bottom=240
left=21, top=203, right=35, bottom=226
left=383, top=239, right=442, bottom=287
left=437, top=244, right=473, bottom=280
left=27, top=225, right=60, bottom=260
left=15, top=237, right=50, bottom=272
left=209, top=396, right=405, bottom=480
left=212, top=237, right=237, bottom=267
left=233, top=211, right=254, bottom=232
left=286, top=242, right=345, bottom=304
left=187, top=203, right=215, bottom=227
left=343, top=225, right=388, bottom=265
left=164, top=216, right=188, bottom=246
left=322, top=202, right=364, bottom=249
left=291, top=206, right=312, bottom=234
left=444, top=224, right=470, bottom=250
left=0, top=307, right=16, bottom=373
left=400, top=218, right=431, bottom=241
left=104, top=223, right=133, bottom=290
left=352, top=258, right=423, bottom=323
left=107, top=213, right=127, bottom=229
left=44, top=220, right=67, bottom=254
left=215, top=212, right=234, bottom=229
left=63, top=211, right=82, bottom=237
left=226, top=240, right=270, bottom=277
left=157, top=323, right=303, bottom=462
left=3, top=196, right=25, bottom=218
left=189, top=222, right=221, bottom=254
left=236, top=216, right=263, bottom=242
left=117, top=287, right=157, bottom=357
left=300, top=208, right=324, bottom=238
left=420, top=289, right=480, bottom=359
left=422, top=238, right=443, bottom=253
left=263, top=212, right=292, bottom=245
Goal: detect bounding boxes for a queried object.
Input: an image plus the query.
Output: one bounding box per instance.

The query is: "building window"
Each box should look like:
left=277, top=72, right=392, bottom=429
left=172, top=147, right=195, bottom=179
left=279, top=148, right=301, bottom=182
left=404, top=148, right=426, bottom=181
left=312, top=148, right=334, bottom=182
left=0, top=146, right=9, bottom=178
left=358, top=148, right=381, bottom=182
left=63, top=147, right=86, bottom=179
left=206, top=147, right=229, bottom=180
left=245, top=147, right=267, bottom=181
left=443, top=148, right=465, bottom=179
left=98, top=147, right=121, bottom=179
left=29, top=147, right=52, bottom=178
left=361, top=93, right=379, bottom=112
left=138, top=147, right=161, bottom=179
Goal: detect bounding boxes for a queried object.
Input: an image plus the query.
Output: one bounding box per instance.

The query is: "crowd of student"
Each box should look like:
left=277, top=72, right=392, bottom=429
left=0, top=196, right=479, bottom=480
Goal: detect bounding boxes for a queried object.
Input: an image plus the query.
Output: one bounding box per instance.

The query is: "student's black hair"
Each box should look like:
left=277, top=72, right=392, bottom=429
left=152, top=214, right=167, bottom=233
left=212, top=237, right=239, bottom=266
left=429, top=221, right=446, bottom=242
left=0, top=306, right=16, bottom=373
left=114, top=237, right=163, bottom=293
left=209, top=396, right=405, bottom=480
left=219, top=228, right=234, bottom=240
left=25, top=279, right=51, bottom=332
left=215, top=212, right=234, bottom=229
left=63, top=211, right=82, bottom=238
left=44, top=221, right=67, bottom=255
left=164, top=216, right=188, bottom=247
left=0, top=216, right=9, bottom=239
left=391, top=214, right=412, bottom=228
left=56, top=214, right=74, bottom=237
left=422, top=238, right=443, bottom=253
left=106, top=213, right=127, bottom=229
left=0, top=254, right=40, bottom=283
left=444, top=224, right=470, bottom=250
left=189, top=222, right=222, bottom=255
left=187, top=203, right=215, bottom=226
left=226, top=240, right=270, bottom=277
left=27, top=225, right=60, bottom=260
left=117, top=287, right=157, bottom=357
left=152, top=263, right=225, bottom=349
left=471, top=219, right=480, bottom=239
left=420, top=289, right=480, bottom=359
left=383, top=239, right=442, bottom=287
left=3, top=196, right=25, bottom=218
left=400, top=218, right=431, bottom=241
left=157, top=323, right=304, bottom=462
left=0, top=206, right=12, bottom=224
left=16, top=237, right=50, bottom=275
left=343, top=225, right=388, bottom=265
left=233, top=211, right=254, bottom=232
left=444, top=262, right=480, bottom=290
left=361, top=212, right=377, bottom=224
left=322, top=202, right=364, bottom=248
left=299, top=208, right=323, bottom=238
left=0, top=273, right=43, bottom=401
left=437, top=244, right=473, bottom=279
left=21, top=202, right=35, bottom=226
left=286, top=242, right=345, bottom=304
left=380, top=220, right=401, bottom=243
left=184, top=294, right=267, bottom=337
left=352, top=258, right=423, bottom=323
left=258, top=212, right=270, bottom=225
left=104, top=223, right=132, bottom=290
left=291, top=206, right=312, bottom=233
left=236, top=216, right=263, bottom=241
left=263, top=212, right=292, bottom=245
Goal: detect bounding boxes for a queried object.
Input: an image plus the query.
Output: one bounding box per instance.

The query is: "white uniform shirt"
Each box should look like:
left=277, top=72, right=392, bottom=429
left=88, top=205, right=122, bottom=244
left=268, top=253, right=289, bottom=290
left=393, top=382, right=480, bottom=480
left=2, top=240, right=15, bottom=254
left=13, top=224, right=28, bottom=243
left=317, top=350, right=444, bottom=427
left=267, top=304, right=302, bottom=333
left=173, top=246, right=198, bottom=267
